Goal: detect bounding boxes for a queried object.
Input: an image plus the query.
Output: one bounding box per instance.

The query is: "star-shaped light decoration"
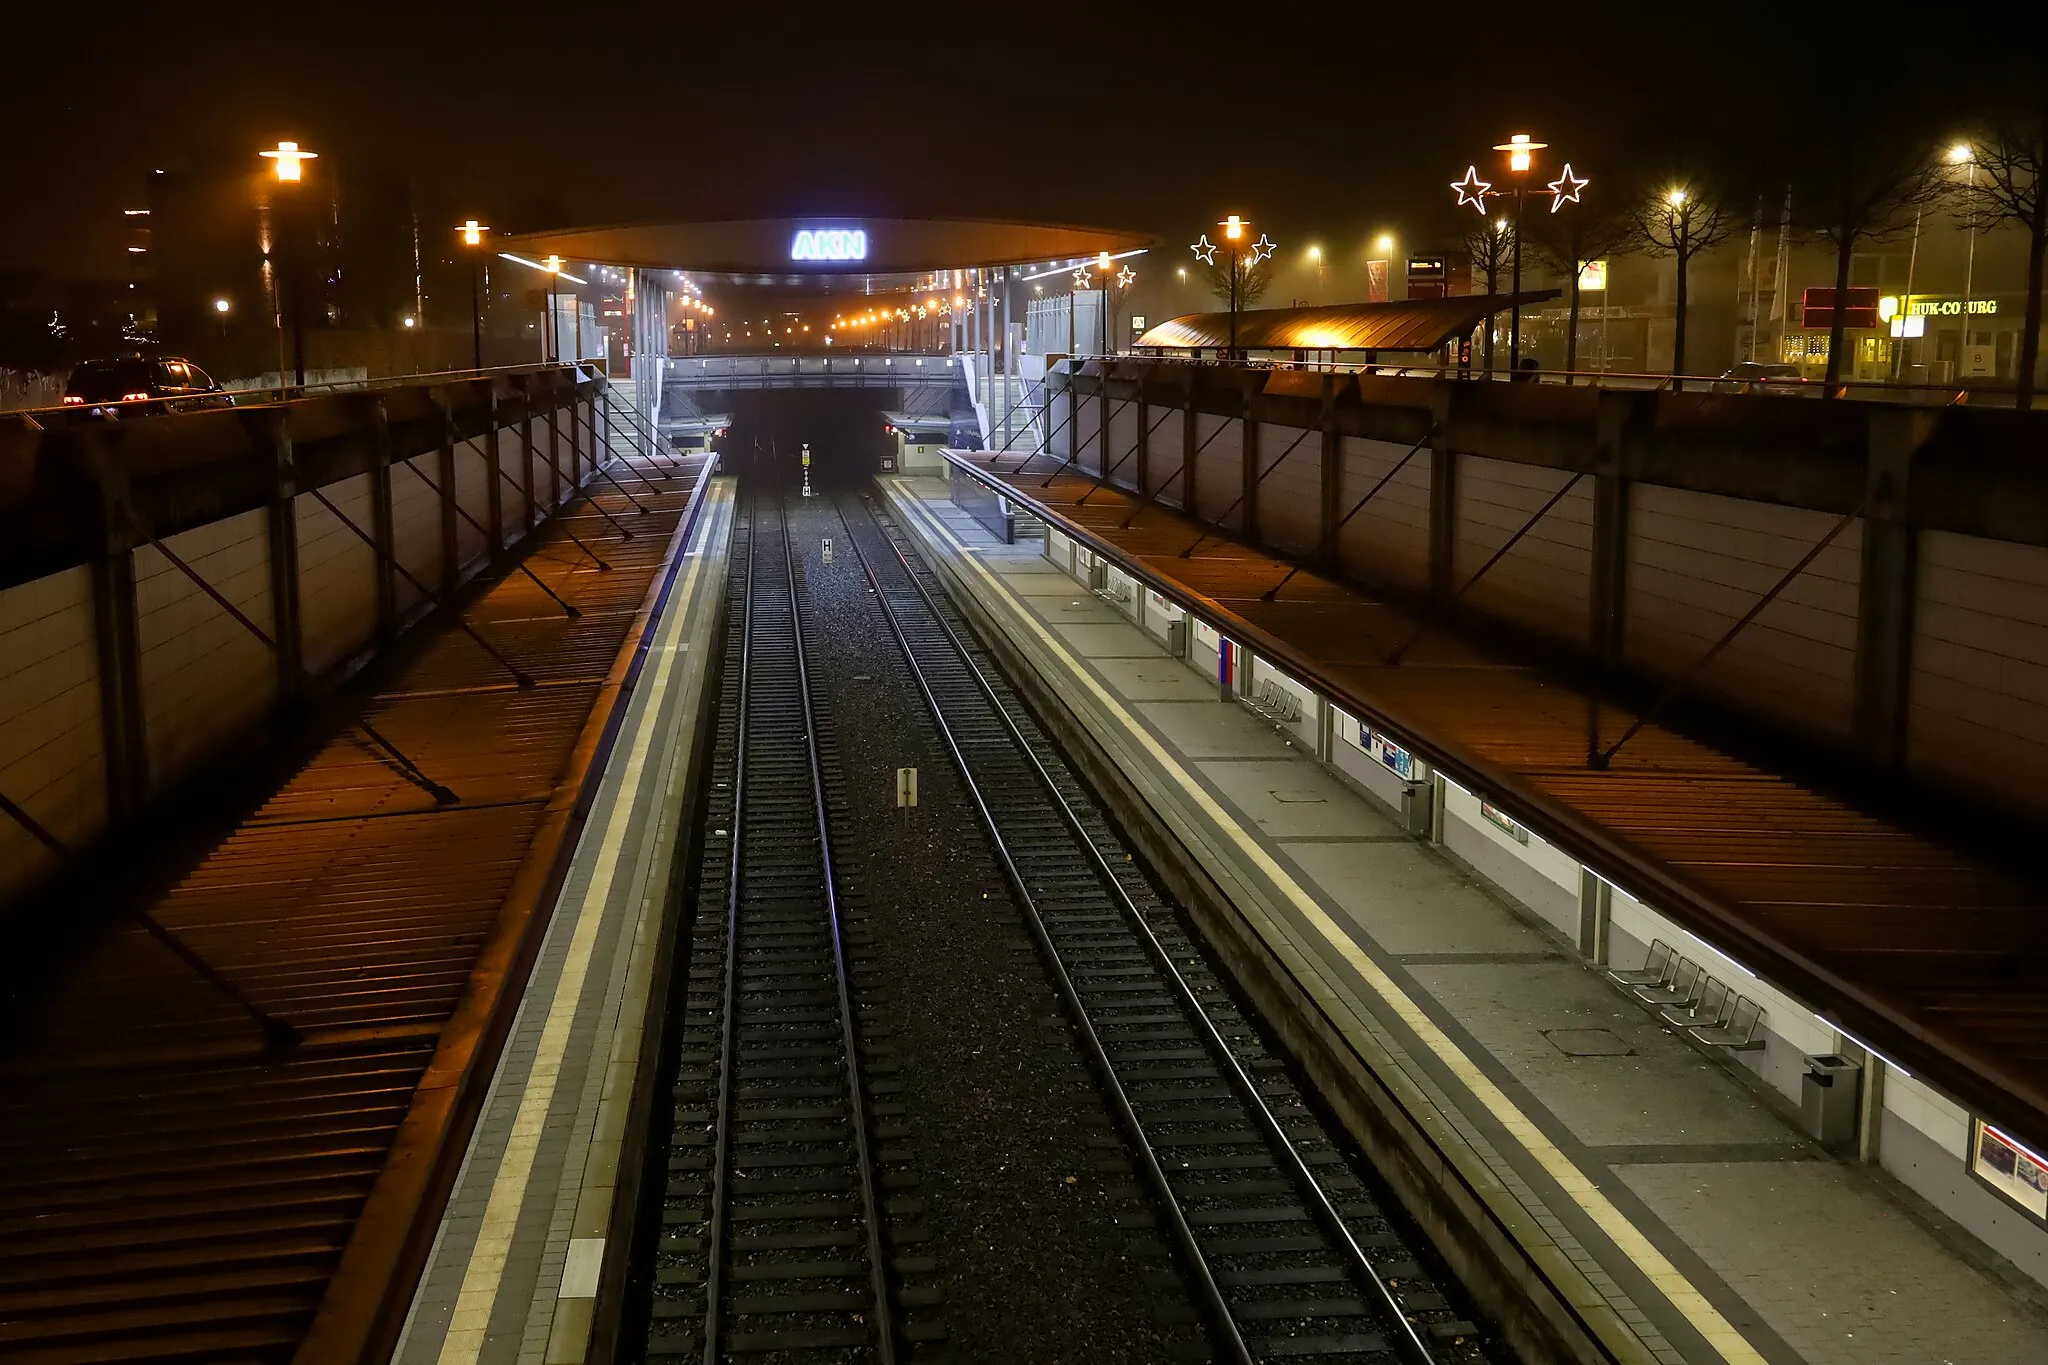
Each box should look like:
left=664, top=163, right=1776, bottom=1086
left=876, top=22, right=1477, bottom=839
left=1190, top=234, right=1218, bottom=265
left=1547, top=163, right=1588, bottom=213
left=1116, top=265, right=1137, bottom=290
left=1249, top=234, right=1277, bottom=264
left=1071, top=268, right=1091, bottom=290
left=1451, top=165, right=1494, bottom=213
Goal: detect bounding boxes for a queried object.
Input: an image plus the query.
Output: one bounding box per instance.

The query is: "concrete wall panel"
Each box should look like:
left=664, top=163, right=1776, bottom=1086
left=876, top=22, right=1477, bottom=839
left=0, top=568, right=104, bottom=902
left=1192, top=415, right=1242, bottom=529
left=1625, top=485, right=1862, bottom=738
left=455, top=438, right=492, bottom=566
left=1145, top=408, right=1186, bottom=507
left=1335, top=434, right=1431, bottom=593
left=391, top=455, right=441, bottom=612
left=1454, top=455, right=1594, bottom=648
left=1258, top=425, right=1321, bottom=557
left=297, top=473, right=379, bottom=676
left=1909, top=531, right=2048, bottom=814
left=135, top=511, right=276, bottom=790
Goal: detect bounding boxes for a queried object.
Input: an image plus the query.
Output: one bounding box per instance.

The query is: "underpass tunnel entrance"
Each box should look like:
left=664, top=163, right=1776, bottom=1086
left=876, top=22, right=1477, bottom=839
left=721, top=389, right=901, bottom=490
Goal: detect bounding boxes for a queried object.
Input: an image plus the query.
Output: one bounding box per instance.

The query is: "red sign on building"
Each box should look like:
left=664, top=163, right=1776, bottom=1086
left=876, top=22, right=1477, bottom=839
left=1801, top=286, right=1881, bottom=330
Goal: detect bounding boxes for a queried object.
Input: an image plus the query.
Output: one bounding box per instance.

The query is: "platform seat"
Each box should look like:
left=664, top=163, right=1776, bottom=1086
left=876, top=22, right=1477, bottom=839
left=1243, top=679, right=1304, bottom=727
left=1607, top=940, right=1674, bottom=990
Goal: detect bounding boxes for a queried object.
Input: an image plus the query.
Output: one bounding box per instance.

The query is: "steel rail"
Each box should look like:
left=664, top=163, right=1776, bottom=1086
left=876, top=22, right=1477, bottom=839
left=777, top=492, right=899, bottom=1364
left=846, top=494, right=1441, bottom=1365
left=697, top=493, right=754, bottom=1365
left=834, top=496, right=1252, bottom=1365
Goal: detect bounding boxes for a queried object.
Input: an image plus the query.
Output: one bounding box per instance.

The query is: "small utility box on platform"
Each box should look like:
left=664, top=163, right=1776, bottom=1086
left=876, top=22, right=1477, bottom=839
left=1801, top=1054, right=1862, bottom=1148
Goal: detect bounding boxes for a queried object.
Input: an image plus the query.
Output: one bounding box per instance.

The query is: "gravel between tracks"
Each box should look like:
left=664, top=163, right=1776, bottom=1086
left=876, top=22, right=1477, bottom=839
left=784, top=491, right=1186, bottom=1363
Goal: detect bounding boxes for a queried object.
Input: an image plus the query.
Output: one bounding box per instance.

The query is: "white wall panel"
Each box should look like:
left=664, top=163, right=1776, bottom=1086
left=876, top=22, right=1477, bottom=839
left=0, top=569, right=104, bottom=903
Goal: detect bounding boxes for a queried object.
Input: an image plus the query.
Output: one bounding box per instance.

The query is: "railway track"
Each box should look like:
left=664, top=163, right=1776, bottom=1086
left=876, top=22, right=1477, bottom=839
left=836, top=492, right=1490, bottom=1365
left=646, top=491, right=904, bottom=1361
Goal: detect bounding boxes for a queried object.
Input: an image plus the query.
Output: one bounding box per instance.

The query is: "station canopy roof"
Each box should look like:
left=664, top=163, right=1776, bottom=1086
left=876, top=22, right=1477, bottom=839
left=497, top=216, right=1155, bottom=279
left=1135, top=293, right=1562, bottom=353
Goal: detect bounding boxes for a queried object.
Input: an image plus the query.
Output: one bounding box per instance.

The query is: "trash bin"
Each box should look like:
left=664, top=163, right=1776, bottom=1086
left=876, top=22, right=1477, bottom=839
left=1801, top=1054, right=1862, bottom=1148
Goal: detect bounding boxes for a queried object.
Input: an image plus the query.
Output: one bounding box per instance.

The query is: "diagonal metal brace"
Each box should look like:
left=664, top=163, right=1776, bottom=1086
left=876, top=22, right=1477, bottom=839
left=127, top=513, right=459, bottom=804
left=399, top=460, right=580, bottom=618
left=568, top=405, right=663, bottom=508
left=1180, top=424, right=1317, bottom=558
left=1385, top=469, right=1588, bottom=665
left=1589, top=499, right=1865, bottom=769
left=1077, top=404, right=1180, bottom=507
left=1037, top=395, right=1135, bottom=486
left=1124, top=404, right=1241, bottom=529
left=308, top=486, right=536, bottom=688
left=490, top=455, right=611, bottom=571
left=1263, top=425, right=1434, bottom=599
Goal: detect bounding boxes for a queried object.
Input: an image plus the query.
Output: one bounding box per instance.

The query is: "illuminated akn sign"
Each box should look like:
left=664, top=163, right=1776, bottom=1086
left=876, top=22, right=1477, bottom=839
left=791, top=229, right=868, bottom=262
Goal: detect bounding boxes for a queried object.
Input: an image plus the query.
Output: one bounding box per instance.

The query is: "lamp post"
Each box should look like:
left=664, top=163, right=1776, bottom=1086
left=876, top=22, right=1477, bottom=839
left=259, top=140, right=317, bottom=390
left=543, top=254, right=563, bottom=364
left=1191, top=215, right=1276, bottom=361
left=1372, top=233, right=1395, bottom=304
left=1950, top=143, right=1979, bottom=353
left=1494, top=133, right=1545, bottom=373
left=214, top=296, right=231, bottom=342
left=459, top=219, right=489, bottom=372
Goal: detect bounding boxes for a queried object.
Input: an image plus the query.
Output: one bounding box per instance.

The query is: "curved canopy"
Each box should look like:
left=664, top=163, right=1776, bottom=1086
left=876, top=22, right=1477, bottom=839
left=498, top=216, right=1155, bottom=274
left=1135, top=293, right=1560, bottom=353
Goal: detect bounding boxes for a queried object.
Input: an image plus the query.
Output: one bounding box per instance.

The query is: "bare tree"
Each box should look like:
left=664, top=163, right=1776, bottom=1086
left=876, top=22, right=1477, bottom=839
left=1631, top=182, right=1737, bottom=385
left=1788, top=123, right=1947, bottom=391
left=1529, top=195, right=1635, bottom=378
left=1202, top=253, right=1275, bottom=310
left=1462, top=217, right=1514, bottom=372
left=1954, top=100, right=2048, bottom=407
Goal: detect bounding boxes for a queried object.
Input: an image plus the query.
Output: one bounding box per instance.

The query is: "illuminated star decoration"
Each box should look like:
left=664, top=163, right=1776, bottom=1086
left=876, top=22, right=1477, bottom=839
left=1451, top=165, right=1495, bottom=213
left=1249, top=235, right=1277, bottom=264
left=1547, top=163, right=1588, bottom=213
left=1072, top=268, right=1091, bottom=290
left=1190, top=234, right=1218, bottom=265
left=1116, top=265, right=1137, bottom=290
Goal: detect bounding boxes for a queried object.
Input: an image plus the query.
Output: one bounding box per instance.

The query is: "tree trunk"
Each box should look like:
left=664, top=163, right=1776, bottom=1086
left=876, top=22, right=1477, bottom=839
left=1483, top=259, right=1499, bottom=373
left=1566, top=269, right=1582, bottom=378
left=2018, top=200, right=2046, bottom=411
left=1824, top=233, right=1853, bottom=393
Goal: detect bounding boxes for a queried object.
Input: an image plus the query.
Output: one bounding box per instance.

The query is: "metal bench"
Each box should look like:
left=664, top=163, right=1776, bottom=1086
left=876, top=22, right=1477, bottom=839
left=1242, top=679, right=1303, bottom=727
left=1607, top=940, right=1674, bottom=990
left=1634, top=957, right=1705, bottom=1010
left=1689, top=995, right=1766, bottom=1051
left=1661, top=976, right=1732, bottom=1031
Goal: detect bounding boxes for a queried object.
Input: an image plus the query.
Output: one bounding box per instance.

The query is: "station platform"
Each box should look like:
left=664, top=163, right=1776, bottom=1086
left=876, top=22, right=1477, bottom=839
left=391, top=480, right=734, bottom=1365
left=883, top=473, right=2048, bottom=1365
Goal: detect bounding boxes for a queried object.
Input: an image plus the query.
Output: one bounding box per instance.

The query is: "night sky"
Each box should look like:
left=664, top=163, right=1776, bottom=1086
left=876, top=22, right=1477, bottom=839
left=0, top=4, right=2022, bottom=280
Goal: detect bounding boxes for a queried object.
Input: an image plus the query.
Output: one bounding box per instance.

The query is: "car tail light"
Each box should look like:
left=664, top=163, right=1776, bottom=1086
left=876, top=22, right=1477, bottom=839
left=121, top=392, right=150, bottom=402
left=62, top=395, right=83, bottom=404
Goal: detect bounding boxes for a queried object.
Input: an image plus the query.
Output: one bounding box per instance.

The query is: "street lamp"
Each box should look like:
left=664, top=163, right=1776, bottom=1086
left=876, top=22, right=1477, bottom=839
left=1493, top=133, right=1545, bottom=372
left=1949, top=143, right=1979, bottom=324
left=458, top=219, right=490, bottom=372
left=1307, top=243, right=1325, bottom=291
left=259, top=140, right=317, bottom=389
left=214, top=296, right=231, bottom=342
left=543, top=254, right=564, bottom=364
left=1192, top=214, right=1276, bottom=360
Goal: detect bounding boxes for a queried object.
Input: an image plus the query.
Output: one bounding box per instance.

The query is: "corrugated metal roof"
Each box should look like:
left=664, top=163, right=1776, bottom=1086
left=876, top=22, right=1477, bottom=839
left=949, top=449, right=2048, bottom=1152
left=1135, top=293, right=1560, bottom=353
left=0, top=447, right=713, bottom=1362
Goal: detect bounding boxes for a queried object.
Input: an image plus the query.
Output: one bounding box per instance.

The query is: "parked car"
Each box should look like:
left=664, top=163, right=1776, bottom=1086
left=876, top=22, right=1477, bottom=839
left=1712, top=362, right=1809, bottom=395
left=60, top=356, right=234, bottom=418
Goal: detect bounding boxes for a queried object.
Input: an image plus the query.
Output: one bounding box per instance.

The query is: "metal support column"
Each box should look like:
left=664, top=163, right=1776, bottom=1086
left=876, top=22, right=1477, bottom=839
left=1183, top=375, right=1200, bottom=514
left=90, top=545, right=149, bottom=819
left=437, top=402, right=460, bottom=599
left=368, top=398, right=398, bottom=640
left=266, top=413, right=305, bottom=698
left=483, top=388, right=505, bottom=565
left=1576, top=867, right=1611, bottom=964
left=1318, top=377, right=1341, bottom=570
left=1427, top=384, right=1459, bottom=606
left=1241, top=397, right=1261, bottom=542
left=1854, top=407, right=1932, bottom=770
left=1135, top=389, right=1150, bottom=494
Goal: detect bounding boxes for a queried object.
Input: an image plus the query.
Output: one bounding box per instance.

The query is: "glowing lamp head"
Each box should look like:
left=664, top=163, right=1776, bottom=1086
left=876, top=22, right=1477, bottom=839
left=260, top=139, right=317, bottom=182
left=1493, top=132, right=1546, bottom=175
left=460, top=218, right=488, bottom=247
left=213, top=297, right=231, bottom=314
left=1307, top=244, right=1321, bottom=261
left=1222, top=214, right=1244, bottom=241
left=1666, top=187, right=1689, bottom=208
left=544, top=254, right=563, bottom=274
left=1097, top=250, right=1114, bottom=272
left=402, top=316, right=416, bottom=329
left=1948, top=142, right=1973, bottom=164
left=1376, top=233, right=1394, bottom=252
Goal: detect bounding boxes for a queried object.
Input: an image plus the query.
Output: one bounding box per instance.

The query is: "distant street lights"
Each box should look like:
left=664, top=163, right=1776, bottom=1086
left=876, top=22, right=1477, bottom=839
left=459, top=219, right=490, bottom=371
left=259, top=140, right=317, bottom=389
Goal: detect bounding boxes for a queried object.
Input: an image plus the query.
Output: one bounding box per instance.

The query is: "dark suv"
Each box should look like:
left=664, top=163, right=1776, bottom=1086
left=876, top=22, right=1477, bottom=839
left=61, top=356, right=233, bottom=417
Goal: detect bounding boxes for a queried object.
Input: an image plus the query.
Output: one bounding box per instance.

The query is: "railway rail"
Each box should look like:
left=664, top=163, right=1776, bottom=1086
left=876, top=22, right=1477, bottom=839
left=836, top=491, right=1491, bottom=1365
left=646, top=491, right=905, bottom=1361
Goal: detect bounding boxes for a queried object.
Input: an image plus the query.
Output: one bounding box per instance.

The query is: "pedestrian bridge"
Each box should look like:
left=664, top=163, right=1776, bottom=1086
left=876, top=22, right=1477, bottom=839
left=664, top=353, right=966, bottom=390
